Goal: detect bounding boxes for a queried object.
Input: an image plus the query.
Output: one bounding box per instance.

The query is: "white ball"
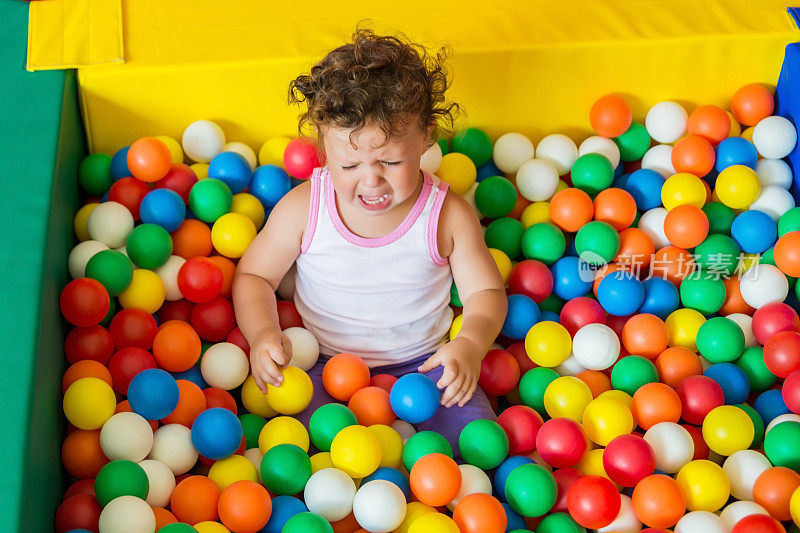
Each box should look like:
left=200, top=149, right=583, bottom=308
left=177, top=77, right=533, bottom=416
left=224, top=141, right=257, bottom=170
left=641, top=144, right=676, bottom=178
left=352, top=479, right=407, bottom=533
left=284, top=327, right=320, bottom=371
left=674, top=511, right=727, bottom=533
left=100, top=412, right=154, bottom=462
left=644, top=422, right=695, bottom=473
left=725, top=313, right=758, bottom=347
left=182, top=120, right=226, bottom=163
left=201, top=342, right=250, bottom=390
left=579, top=136, right=621, bottom=169
left=723, top=449, right=771, bottom=501
left=391, top=420, right=416, bottom=443
left=420, top=142, right=443, bottom=174
left=493, top=132, right=535, bottom=173
left=87, top=201, right=134, bottom=248
left=304, top=468, right=357, bottom=521
left=148, top=423, right=199, bottom=475
left=536, top=134, right=578, bottom=175
left=638, top=207, right=670, bottom=249
left=756, top=158, right=793, bottom=189
left=68, top=240, right=109, bottom=278
left=277, top=265, right=297, bottom=301
left=515, top=159, right=560, bottom=201
left=719, top=500, right=769, bottom=529
left=572, top=323, right=620, bottom=370
left=766, top=414, right=800, bottom=434
left=98, top=496, right=156, bottom=533
left=752, top=115, right=798, bottom=159
left=740, top=264, right=789, bottom=309
left=645, top=101, right=688, bottom=144
left=448, top=464, right=492, bottom=508
left=244, top=448, right=264, bottom=481
left=155, top=255, right=186, bottom=301
left=463, top=182, right=484, bottom=219
left=597, top=495, right=641, bottom=533
left=749, top=185, right=795, bottom=221
left=554, top=353, right=587, bottom=377
left=138, top=459, right=175, bottom=508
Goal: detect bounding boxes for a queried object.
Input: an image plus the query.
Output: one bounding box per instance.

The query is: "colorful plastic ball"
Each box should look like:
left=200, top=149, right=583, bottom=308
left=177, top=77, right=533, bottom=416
left=716, top=137, right=758, bottom=172
left=260, top=495, right=306, bottom=533
left=322, top=353, right=370, bottom=402
left=550, top=257, right=592, bottom=301
left=543, top=376, right=593, bottom=422
left=722, top=449, right=771, bottom=503
left=126, top=223, right=173, bottom=270
left=661, top=172, right=707, bottom=210
left=687, top=104, right=730, bottom=145
left=493, top=456, right=535, bottom=502
left=521, top=223, right=566, bottom=265
left=473, top=175, right=516, bottom=218
left=484, top=217, right=524, bottom=259
left=451, top=493, right=506, bottom=533
left=610, top=355, right=659, bottom=396
left=642, top=422, right=694, bottom=474
left=257, top=443, right=311, bottom=496
left=97, top=495, right=156, bottom=533
left=775, top=231, right=800, bottom=278
left=60, top=278, right=110, bottom=327
left=211, top=212, right=256, bottom=258
left=309, top=403, right=357, bottom=452
left=702, top=405, right=755, bottom=456
left=646, top=101, right=688, bottom=143
left=571, top=323, right=619, bottom=371
left=502, top=463, right=557, bottom=517
left=736, top=347, right=776, bottom=394
left=741, top=264, right=791, bottom=309
left=752, top=115, right=798, bottom=159
left=433, top=152, right=475, bottom=195
left=582, top=396, right=633, bottom=446
left=329, top=425, right=382, bottom=478
left=495, top=406, right=541, bottom=456
left=216, top=480, right=272, bottom=533
left=676, top=459, right=731, bottom=512
left=128, top=137, right=172, bottom=183
left=664, top=204, right=708, bottom=249
left=117, top=269, right=165, bottom=315
left=182, top=120, right=225, bottom=163
left=518, top=367, right=559, bottom=415
left=783, top=370, right=800, bottom=414
left=753, top=302, right=800, bottom=344
left=283, top=137, right=321, bottom=180
left=614, top=121, right=651, bottom=162
left=79, top=153, right=113, bottom=196
left=491, top=132, right=534, bottom=174
left=99, top=411, right=153, bottom=462
left=571, top=153, right=615, bottom=197
left=764, top=421, right=800, bottom=470
left=265, top=366, right=312, bottom=415
left=535, top=417, right=588, bottom=468
left=514, top=158, right=559, bottom=202
left=189, top=178, right=233, bottom=223
left=63, top=376, right=117, bottom=430
left=753, top=466, right=800, bottom=522
left=566, top=475, right=620, bottom=529
left=190, top=407, right=243, bottom=460
left=109, top=145, right=132, bottom=181
left=715, top=164, right=761, bottom=209
left=597, top=271, right=644, bottom=316
left=139, top=188, right=186, bottom=233
left=95, top=460, right=149, bottom=506
left=751, top=185, right=796, bottom=222
left=624, top=169, right=664, bottom=211
left=362, top=466, right=410, bottom=501
left=301, top=467, right=356, bottom=522
left=696, top=317, right=745, bottom=364
left=501, top=295, right=540, bottom=339
left=408, top=452, right=461, bottom=507
left=249, top=164, right=291, bottom=209
left=388, top=372, right=439, bottom=424
left=155, top=163, right=198, bottom=203
left=458, top=419, right=509, bottom=470
left=176, top=257, right=222, bottom=303
left=675, top=374, right=724, bottom=424
left=549, top=187, right=594, bottom=232
left=128, top=368, right=180, bottom=421
left=731, top=514, right=786, bottom=533
left=280, top=512, right=333, bottom=533
left=559, top=296, right=605, bottom=337
left=704, top=362, right=750, bottom=405
left=632, top=474, right=685, bottom=529
left=401, top=430, right=452, bottom=472
left=730, top=210, right=777, bottom=255
left=351, top=480, right=407, bottom=532
left=508, top=260, right=553, bottom=303
left=590, top=94, right=632, bottom=138
left=478, top=349, right=521, bottom=397
left=639, top=277, right=680, bottom=319
left=538, top=133, right=579, bottom=174
left=671, top=135, right=715, bottom=177
left=754, top=389, right=792, bottom=428
left=208, top=151, right=252, bottom=194
left=679, top=274, right=726, bottom=315
left=54, top=493, right=103, bottom=532
left=84, top=249, right=133, bottom=297
left=731, top=83, right=774, bottom=126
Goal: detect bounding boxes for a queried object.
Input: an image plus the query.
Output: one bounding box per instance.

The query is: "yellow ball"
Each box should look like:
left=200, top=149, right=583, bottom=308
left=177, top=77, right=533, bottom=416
left=63, top=377, right=117, bottom=430
left=741, top=126, right=756, bottom=142
left=521, top=201, right=551, bottom=228
left=489, top=248, right=513, bottom=282
left=577, top=448, right=609, bottom=480
left=661, top=172, right=707, bottom=210
left=740, top=253, right=761, bottom=273
left=310, top=452, right=335, bottom=474
left=208, top=454, right=259, bottom=489
left=369, top=424, right=403, bottom=469
left=555, top=180, right=569, bottom=193
left=790, top=485, right=800, bottom=527
left=525, top=321, right=572, bottom=367
left=211, top=212, right=257, bottom=258
left=74, top=203, right=99, bottom=242
left=191, top=163, right=209, bottom=180
left=241, top=376, right=277, bottom=418
left=436, top=152, right=477, bottom=195
left=259, top=136, right=292, bottom=168
left=408, top=512, right=460, bottom=533
left=702, top=405, right=754, bottom=456
left=231, top=192, right=265, bottom=230
left=715, top=165, right=761, bottom=209
left=582, top=397, right=634, bottom=446
left=118, top=269, right=165, bottom=314
left=665, top=308, right=706, bottom=350
left=194, top=522, right=231, bottom=533
left=258, top=416, right=309, bottom=454
left=597, top=389, right=633, bottom=408
left=154, top=135, right=184, bottom=164
left=395, top=502, right=436, bottom=533
left=449, top=314, right=463, bottom=341
left=266, top=366, right=313, bottom=415
left=676, top=459, right=731, bottom=512
left=543, top=376, right=593, bottom=422
left=726, top=112, right=742, bottom=138
left=330, top=425, right=382, bottom=478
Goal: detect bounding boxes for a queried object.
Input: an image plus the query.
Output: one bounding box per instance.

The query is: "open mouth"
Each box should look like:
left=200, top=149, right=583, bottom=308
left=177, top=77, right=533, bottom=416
left=358, top=194, right=391, bottom=210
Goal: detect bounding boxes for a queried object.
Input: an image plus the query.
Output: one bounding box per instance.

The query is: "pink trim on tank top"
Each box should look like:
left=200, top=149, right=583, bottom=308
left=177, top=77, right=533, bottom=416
left=324, top=168, right=433, bottom=248
left=427, top=181, right=450, bottom=266
left=300, top=167, right=322, bottom=253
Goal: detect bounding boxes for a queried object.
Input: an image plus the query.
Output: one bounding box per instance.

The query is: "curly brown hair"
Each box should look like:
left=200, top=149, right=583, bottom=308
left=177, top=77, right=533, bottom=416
left=288, top=28, right=460, bottom=146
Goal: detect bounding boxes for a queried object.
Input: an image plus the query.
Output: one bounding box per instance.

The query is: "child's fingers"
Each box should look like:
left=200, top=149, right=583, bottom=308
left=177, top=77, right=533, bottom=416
left=417, top=353, right=441, bottom=373
left=446, top=378, right=473, bottom=408
left=261, top=352, right=285, bottom=386
left=253, top=372, right=268, bottom=394
left=436, top=363, right=458, bottom=389
left=457, top=378, right=478, bottom=407
left=440, top=373, right=466, bottom=406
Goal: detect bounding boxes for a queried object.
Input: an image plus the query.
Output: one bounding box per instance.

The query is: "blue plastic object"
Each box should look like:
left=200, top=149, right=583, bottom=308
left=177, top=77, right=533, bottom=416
left=261, top=495, right=307, bottom=533
left=110, top=146, right=131, bottom=181
left=598, top=270, right=645, bottom=316
left=389, top=373, right=440, bottom=424
left=127, top=368, right=179, bottom=420
left=250, top=164, right=292, bottom=208
left=502, top=294, right=540, bottom=339
left=208, top=151, right=252, bottom=194
left=139, top=188, right=186, bottom=232
left=551, top=256, right=593, bottom=301
left=639, top=277, right=681, bottom=319
left=191, top=407, right=244, bottom=460
left=731, top=210, right=777, bottom=254
left=704, top=362, right=750, bottom=405
left=362, top=467, right=411, bottom=500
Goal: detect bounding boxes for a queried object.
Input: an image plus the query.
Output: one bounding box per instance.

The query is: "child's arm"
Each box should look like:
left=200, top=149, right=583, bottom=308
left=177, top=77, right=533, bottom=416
left=418, top=190, right=508, bottom=407
left=232, top=181, right=310, bottom=392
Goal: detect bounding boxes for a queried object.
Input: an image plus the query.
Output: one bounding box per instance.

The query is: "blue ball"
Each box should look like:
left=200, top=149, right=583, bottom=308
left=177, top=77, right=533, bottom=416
left=715, top=137, right=758, bottom=172
left=191, top=407, right=244, bottom=460
left=598, top=270, right=645, bottom=316
left=110, top=146, right=131, bottom=181
left=502, top=294, right=540, bottom=339
left=127, top=369, right=179, bottom=420
left=171, top=366, right=207, bottom=389
left=261, top=495, right=307, bottom=533
left=362, top=467, right=411, bottom=500
left=551, top=256, right=593, bottom=301
left=139, top=188, right=186, bottom=232
left=614, top=162, right=625, bottom=178
left=250, top=164, right=292, bottom=208
left=477, top=160, right=503, bottom=182
left=612, top=172, right=631, bottom=189
left=540, top=310, right=561, bottom=323
left=753, top=389, right=791, bottom=426
left=493, top=455, right=534, bottom=501
left=624, top=169, right=665, bottom=211
left=503, top=502, right=526, bottom=530
left=704, top=362, right=750, bottom=404
left=208, top=151, right=252, bottom=194
left=389, top=373, right=440, bottom=424
left=731, top=210, right=777, bottom=254
left=639, top=277, right=680, bottom=319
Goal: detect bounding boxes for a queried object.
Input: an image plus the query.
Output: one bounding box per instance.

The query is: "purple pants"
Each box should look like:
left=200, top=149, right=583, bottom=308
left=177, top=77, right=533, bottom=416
left=295, top=353, right=496, bottom=455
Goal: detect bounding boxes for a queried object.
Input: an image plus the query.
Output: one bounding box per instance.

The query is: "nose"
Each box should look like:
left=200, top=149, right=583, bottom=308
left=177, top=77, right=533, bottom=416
left=360, top=168, right=383, bottom=189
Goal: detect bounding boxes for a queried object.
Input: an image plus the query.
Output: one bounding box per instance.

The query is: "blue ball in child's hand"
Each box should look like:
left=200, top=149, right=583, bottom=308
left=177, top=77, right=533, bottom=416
left=390, top=373, right=440, bottom=424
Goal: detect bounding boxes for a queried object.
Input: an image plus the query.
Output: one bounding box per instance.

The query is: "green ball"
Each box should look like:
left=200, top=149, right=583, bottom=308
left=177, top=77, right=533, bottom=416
left=125, top=223, right=173, bottom=269
left=508, top=530, right=534, bottom=533
left=94, top=460, right=149, bottom=506
left=158, top=524, right=198, bottom=533
left=475, top=176, right=517, bottom=218
left=702, top=202, right=736, bottom=236
left=458, top=419, right=509, bottom=470
left=735, top=347, right=777, bottom=393
left=570, top=153, right=614, bottom=197
left=610, top=355, right=658, bottom=395
left=260, top=443, right=312, bottom=495
left=779, top=207, right=800, bottom=236
left=85, top=249, right=133, bottom=296
left=519, top=367, right=559, bottom=416
left=575, top=221, right=620, bottom=266
left=451, top=127, right=493, bottom=167
left=504, top=463, right=557, bottom=517
left=679, top=274, right=727, bottom=315
left=79, top=153, right=113, bottom=196
left=402, top=431, right=453, bottom=472
left=450, top=281, right=462, bottom=307
left=735, top=403, right=765, bottom=447
left=764, top=421, right=800, bottom=470
left=282, top=512, right=334, bottom=533
left=485, top=217, right=525, bottom=259
left=309, top=403, right=357, bottom=452
left=535, top=512, right=586, bottom=533
left=521, top=223, right=566, bottom=265
left=696, top=317, right=745, bottom=363
left=189, top=178, right=233, bottom=223
left=240, top=414, right=267, bottom=449
left=694, top=234, right=740, bottom=276
left=614, top=122, right=651, bottom=162
left=538, top=293, right=564, bottom=314
left=437, top=137, right=450, bottom=156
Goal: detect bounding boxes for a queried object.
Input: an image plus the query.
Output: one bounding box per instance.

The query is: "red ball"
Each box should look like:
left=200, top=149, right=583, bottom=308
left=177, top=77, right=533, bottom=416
left=560, top=297, right=606, bottom=336
left=552, top=467, right=583, bottom=513
left=203, top=387, right=238, bottom=414
left=479, top=349, right=521, bottom=396
left=191, top=296, right=236, bottom=342
left=535, top=417, right=588, bottom=468
left=602, top=434, right=655, bottom=487
left=752, top=302, right=800, bottom=346
left=60, top=278, right=110, bottom=327
left=109, top=308, right=158, bottom=350
left=276, top=300, right=304, bottom=329
left=566, top=475, right=621, bottom=530
left=107, top=346, right=157, bottom=395
left=731, top=514, right=786, bottom=533
left=63, top=478, right=96, bottom=500
left=158, top=299, right=194, bottom=323
left=508, top=260, right=553, bottom=303
left=763, top=330, right=800, bottom=378
left=178, top=257, right=224, bottom=303
left=681, top=423, right=710, bottom=460
left=676, top=375, right=725, bottom=425
left=605, top=313, right=632, bottom=340
left=370, top=373, right=398, bottom=393
left=108, top=176, right=151, bottom=220
left=54, top=494, right=102, bottom=533
left=497, top=405, right=543, bottom=455
left=226, top=327, right=251, bottom=355
left=506, top=341, right=535, bottom=374
left=155, top=163, right=198, bottom=203
left=65, top=325, right=115, bottom=365
left=283, top=138, right=323, bottom=180
left=782, top=370, right=800, bottom=414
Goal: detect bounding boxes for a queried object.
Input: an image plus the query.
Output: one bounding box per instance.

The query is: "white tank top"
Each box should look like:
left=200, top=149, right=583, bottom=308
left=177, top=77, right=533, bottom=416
left=293, top=166, right=454, bottom=367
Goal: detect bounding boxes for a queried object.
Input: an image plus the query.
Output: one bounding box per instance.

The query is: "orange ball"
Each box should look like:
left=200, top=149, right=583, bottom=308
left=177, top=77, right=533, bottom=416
left=61, top=429, right=108, bottom=479
left=631, top=382, right=682, bottom=429
left=590, top=94, right=632, bottom=138
left=453, top=493, right=507, bottom=533
left=719, top=276, right=755, bottom=316
left=127, top=137, right=172, bottom=182
left=592, top=263, right=631, bottom=296
left=161, top=379, right=207, bottom=427
left=331, top=511, right=360, bottom=533
left=671, top=135, right=716, bottom=177
left=171, top=475, right=222, bottom=524
left=687, top=105, right=731, bottom=146
left=631, top=474, right=686, bottom=528
left=153, top=320, right=202, bottom=372
left=409, top=453, right=462, bottom=507
left=663, top=205, right=709, bottom=249
left=622, top=314, right=669, bottom=359
left=62, top=360, right=113, bottom=393
left=208, top=255, right=237, bottom=297
left=650, top=246, right=695, bottom=287
left=655, top=346, right=704, bottom=389
left=594, top=188, right=637, bottom=231
left=217, top=480, right=273, bottom=533
left=615, top=228, right=655, bottom=272
left=731, top=83, right=775, bottom=126
left=348, top=386, right=396, bottom=426
left=550, top=188, right=594, bottom=232
left=323, top=353, right=371, bottom=401
left=510, top=189, right=533, bottom=221
left=172, top=219, right=213, bottom=258
left=774, top=231, right=800, bottom=278
left=753, top=467, right=800, bottom=521
left=153, top=507, right=178, bottom=529
left=576, top=370, right=612, bottom=398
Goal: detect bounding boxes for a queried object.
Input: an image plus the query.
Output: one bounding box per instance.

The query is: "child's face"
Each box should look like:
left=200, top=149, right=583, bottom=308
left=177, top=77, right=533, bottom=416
left=321, top=121, right=430, bottom=216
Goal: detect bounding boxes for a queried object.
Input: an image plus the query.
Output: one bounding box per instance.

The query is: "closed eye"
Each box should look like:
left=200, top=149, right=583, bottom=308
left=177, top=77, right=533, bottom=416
left=381, top=161, right=401, bottom=166
left=341, top=164, right=358, bottom=171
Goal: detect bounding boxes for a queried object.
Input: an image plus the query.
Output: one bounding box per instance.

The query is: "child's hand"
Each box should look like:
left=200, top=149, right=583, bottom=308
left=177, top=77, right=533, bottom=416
left=417, top=337, right=483, bottom=408
left=250, top=327, right=293, bottom=392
